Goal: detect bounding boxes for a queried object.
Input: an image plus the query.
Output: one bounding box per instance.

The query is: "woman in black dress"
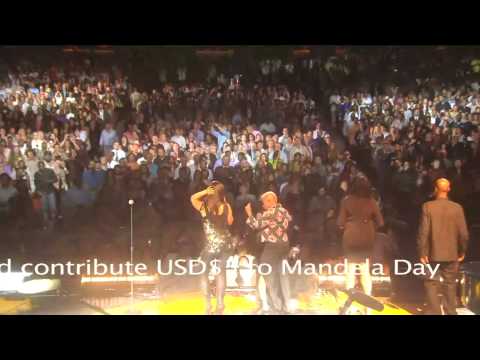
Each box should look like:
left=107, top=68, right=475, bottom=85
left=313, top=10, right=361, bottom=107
left=191, top=181, right=234, bottom=314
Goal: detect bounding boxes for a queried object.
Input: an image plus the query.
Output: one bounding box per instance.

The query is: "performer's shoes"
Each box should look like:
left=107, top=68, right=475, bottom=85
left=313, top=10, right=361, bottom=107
left=257, top=308, right=277, bottom=315
left=205, top=304, right=212, bottom=315
left=261, top=310, right=276, bottom=315
left=254, top=305, right=272, bottom=315
left=281, top=306, right=297, bottom=315
left=214, top=305, right=225, bottom=315
left=265, top=310, right=283, bottom=315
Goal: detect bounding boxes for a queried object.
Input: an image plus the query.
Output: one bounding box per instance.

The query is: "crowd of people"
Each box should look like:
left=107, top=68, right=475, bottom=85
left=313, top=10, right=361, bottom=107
left=0, top=48, right=479, bottom=268
left=0, top=58, right=337, bottom=259
left=332, top=80, right=480, bottom=224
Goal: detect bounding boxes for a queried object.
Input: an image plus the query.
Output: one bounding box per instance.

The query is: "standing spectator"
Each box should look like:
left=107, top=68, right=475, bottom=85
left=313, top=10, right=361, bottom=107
left=211, top=122, right=230, bottom=156
left=307, top=186, right=336, bottom=254
left=171, top=127, right=187, bottom=150
left=111, top=141, right=126, bottom=163
left=0, top=174, right=17, bottom=221
left=99, top=122, right=118, bottom=155
left=34, top=160, right=58, bottom=228
left=259, top=118, right=277, bottom=135
left=82, top=161, right=106, bottom=198
left=214, top=154, right=235, bottom=196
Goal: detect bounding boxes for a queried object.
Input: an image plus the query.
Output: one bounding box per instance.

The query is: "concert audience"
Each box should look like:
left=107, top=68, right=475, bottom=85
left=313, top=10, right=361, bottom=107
left=0, top=49, right=479, bottom=264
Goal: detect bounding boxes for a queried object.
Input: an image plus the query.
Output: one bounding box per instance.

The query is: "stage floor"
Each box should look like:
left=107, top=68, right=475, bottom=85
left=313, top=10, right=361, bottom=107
left=0, top=289, right=411, bottom=315
left=81, top=289, right=411, bottom=315
left=3, top=291, right=476, bottom=315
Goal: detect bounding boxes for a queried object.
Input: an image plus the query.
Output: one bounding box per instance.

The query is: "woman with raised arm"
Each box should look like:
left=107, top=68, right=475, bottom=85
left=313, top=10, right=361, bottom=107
left=191, top=180, right=234, bottom=315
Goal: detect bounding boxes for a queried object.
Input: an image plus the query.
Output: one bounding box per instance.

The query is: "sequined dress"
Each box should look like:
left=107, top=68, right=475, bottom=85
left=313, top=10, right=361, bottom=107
left=201, top=205, right=232, bottom=255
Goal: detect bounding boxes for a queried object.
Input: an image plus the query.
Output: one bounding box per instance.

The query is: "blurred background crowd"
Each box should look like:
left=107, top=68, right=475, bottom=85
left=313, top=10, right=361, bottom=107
left=0, top=46, right=479, bottom=276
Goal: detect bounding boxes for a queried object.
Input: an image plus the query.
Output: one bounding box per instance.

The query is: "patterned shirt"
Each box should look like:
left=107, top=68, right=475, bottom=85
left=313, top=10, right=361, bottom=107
left=247, top=205, right=292, bottom=244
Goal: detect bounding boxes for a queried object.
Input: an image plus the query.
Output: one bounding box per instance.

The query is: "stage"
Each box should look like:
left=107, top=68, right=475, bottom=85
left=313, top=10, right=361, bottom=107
left=3, top=285, right=476, bottom=315
left=1, top=271, right=412, bottom=315
left=0, top=291, right=412, bottom=315
left=2, top=261, right=477, bottom=315
left=83, top=290, right=411, bottom=315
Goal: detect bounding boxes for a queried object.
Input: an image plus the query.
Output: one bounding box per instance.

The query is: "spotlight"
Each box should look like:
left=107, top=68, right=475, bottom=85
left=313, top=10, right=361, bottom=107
left=18, top=279, right=61, bottom=295
left=0, top=272, right=31, bottom=293
left=0, top=272, right=60, bottom=295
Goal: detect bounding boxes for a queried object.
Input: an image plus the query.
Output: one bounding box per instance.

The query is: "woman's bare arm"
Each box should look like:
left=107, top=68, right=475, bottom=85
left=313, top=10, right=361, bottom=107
left=372, top=199, right=385, bottom=229
left=191, top=188, right=208, bottom=212
left=226, top=202, right=234, bottom=226
left=191, top=187, right=215, bottom=213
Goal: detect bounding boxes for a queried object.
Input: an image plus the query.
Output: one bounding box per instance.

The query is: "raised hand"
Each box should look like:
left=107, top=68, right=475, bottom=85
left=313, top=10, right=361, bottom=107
left=206, top=186, right=216, bottom=196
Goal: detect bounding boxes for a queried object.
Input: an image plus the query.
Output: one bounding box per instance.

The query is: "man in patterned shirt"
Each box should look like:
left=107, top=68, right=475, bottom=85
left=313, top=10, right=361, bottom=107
left=245, top=191, right=298, bottom=314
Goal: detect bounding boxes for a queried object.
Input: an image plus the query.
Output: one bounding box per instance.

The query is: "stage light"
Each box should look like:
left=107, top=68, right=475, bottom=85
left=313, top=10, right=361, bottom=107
left=0, top=272, right=32, bottom=292
left=288, top=299, right=299, bottom=312
left=18, top=279, right=61, bottom=295
left=0, top=272, right=60, bottom=295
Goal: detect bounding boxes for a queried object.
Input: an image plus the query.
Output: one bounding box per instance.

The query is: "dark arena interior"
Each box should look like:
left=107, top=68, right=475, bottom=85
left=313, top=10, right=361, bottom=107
left=0, top=46, right=480, bottom=315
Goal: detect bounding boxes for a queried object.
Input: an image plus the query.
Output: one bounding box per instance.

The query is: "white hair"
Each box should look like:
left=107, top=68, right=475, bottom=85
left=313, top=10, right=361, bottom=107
left=260, top=191, right=278, bottom=204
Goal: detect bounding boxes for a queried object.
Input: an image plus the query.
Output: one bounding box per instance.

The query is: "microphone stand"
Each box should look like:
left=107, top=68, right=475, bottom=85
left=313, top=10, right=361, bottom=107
left=338, top=288, right=385, bottom=315
left=127, top=199, right=139, bottom=314
left=339, top=295, right=355, bottom=315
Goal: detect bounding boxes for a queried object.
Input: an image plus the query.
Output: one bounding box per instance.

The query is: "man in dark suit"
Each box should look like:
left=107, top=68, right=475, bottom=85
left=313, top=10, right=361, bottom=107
left=417, top=178, right=469, bottom=315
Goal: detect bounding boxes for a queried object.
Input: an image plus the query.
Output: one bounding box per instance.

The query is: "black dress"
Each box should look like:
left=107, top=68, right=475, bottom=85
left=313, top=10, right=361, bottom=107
left=199, top=204, right=233, bottom=311
left=200, top=204, right=232, bottom=259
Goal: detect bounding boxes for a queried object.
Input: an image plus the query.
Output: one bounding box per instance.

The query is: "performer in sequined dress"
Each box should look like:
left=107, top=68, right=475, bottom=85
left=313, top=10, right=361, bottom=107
left=191, top=181, right=234, bottom=314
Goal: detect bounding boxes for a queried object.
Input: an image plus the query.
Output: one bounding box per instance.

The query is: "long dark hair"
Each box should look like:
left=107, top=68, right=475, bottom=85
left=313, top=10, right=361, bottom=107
left=205, top=180, right=227, bottom=214
left=350, top=176, right=372, bottom=199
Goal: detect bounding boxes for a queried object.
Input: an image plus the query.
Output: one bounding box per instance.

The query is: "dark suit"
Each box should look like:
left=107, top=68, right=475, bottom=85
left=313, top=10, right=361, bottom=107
left=417, top=198, right=469, bottom=315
